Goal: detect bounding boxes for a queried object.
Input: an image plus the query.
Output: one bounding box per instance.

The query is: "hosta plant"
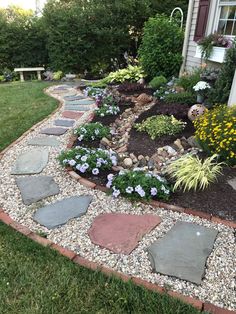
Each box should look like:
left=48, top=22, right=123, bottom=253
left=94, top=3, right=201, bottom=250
left=58, top=147, right=117, bottom=176
left=166, top=154, right=224, bottom=192
left=105, top=65, right=145, bottom=83
left=135, top=115, right=186, bottom=140
left=106, top=169, right=171, bottom=201
left=74, top=122, right=110, bottom=142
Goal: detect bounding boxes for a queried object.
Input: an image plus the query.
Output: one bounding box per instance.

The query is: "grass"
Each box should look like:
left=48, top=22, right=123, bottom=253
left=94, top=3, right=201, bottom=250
left=0, top=222, right=202, bottom=314
left=0, top=81, right=202, bottom=313
left=0, top=81, right=58, bottom=151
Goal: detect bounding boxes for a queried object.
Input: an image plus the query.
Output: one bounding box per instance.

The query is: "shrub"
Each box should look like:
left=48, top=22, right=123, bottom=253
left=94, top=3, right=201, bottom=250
left=135, top=115, right=186, bottom=140
left=209, top=41, right=236, bottom=104
left=177, top=69, right=202, bottom=92
left=166, top=154, right=224, bottom=191
left=105, top=65, right=145, bottom=84
left=58, top=147, right=117, bottom=175
left=74, top=123, right=110, bottom=142
left=53, top=71, right=63, bottom=80
left=165, top=92, right=196, bottom=104
left=138, top=15, right=184, bottom=79
left=194, top=105, right=236, bottom=165
left=0, top=75, right=4, bottom=82
left=106, top=170, right=171, bottom=201
left=117, top=82, right=145, bottom=93
left=149, top=76, right=167, bottom=89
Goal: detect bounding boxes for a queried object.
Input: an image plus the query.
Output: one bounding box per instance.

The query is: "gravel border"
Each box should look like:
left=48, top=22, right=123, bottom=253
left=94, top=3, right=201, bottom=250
left=0, top=85, right=235, bottom=311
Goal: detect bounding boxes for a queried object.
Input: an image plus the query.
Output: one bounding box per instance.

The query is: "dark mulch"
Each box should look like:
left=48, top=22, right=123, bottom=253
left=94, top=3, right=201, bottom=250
left=119, top=87, right=154, bottom=97
left=167, top=167, right=236, bottom=221
left=79, top=168, right=116, bottom=186
left=127, top=102, right=195, bottom=157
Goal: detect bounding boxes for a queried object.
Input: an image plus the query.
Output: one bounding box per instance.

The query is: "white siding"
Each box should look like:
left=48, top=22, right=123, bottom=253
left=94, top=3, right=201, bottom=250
left=185, top=0, right=201, bottom=71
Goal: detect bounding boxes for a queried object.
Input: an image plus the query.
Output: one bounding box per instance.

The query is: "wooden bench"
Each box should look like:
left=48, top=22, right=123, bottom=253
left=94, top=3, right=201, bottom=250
left=14, top=67, right=45, bottom=82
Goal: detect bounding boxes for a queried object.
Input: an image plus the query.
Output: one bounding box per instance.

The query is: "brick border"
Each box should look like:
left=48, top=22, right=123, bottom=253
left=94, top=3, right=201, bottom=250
left=0, top=86, right=235, bottom=314
left=0, top=209, right=235, bottom=314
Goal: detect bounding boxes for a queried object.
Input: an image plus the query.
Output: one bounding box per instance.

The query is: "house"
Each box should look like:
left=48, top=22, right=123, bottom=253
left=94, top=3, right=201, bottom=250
left=181, top=0, right=236, bottom=106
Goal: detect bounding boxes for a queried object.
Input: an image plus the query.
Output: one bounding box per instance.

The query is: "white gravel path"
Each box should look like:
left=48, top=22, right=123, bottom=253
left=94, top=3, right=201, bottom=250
left=0, top=85, right=235, bottom=311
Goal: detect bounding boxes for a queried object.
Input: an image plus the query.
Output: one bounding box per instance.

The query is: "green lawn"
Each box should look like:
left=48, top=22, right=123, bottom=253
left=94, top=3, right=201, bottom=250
left=0, top=81, right=57, bottom=151
left=0, top=82, right=202, bottom=313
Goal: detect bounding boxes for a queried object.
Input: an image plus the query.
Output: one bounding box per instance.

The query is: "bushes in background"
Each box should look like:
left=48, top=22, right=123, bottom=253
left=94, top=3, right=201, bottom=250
left=138, top=15, right=184, bottom=79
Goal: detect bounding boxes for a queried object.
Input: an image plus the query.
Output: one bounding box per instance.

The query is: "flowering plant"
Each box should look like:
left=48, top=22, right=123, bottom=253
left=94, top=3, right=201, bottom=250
left=193, top=81, right=211, bottom=92
left=58, top=147, right=117, bottom=175
left=74, top=122, right=110, bottom=142
left=194, top=105, right=236, bottom=165
left=106, top=169, right=171, bottom=201
left=153, top=86, right=177, bottom=100
left=95, top=95, right=120, bottom=117
left=84, top=87, right=107, bottom=98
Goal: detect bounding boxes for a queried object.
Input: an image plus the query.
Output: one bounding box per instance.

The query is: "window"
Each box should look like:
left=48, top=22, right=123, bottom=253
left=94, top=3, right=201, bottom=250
left=217, top=1, right=236, bottom=36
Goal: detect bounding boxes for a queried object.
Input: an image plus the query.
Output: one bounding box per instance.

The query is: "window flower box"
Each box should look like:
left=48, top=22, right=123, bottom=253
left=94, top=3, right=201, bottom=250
left=195, top=45, right=227, bottom=63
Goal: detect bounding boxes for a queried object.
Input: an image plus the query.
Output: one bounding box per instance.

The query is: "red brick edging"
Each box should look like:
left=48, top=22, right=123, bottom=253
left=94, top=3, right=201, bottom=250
left=0, top=208, right=234, bottom=314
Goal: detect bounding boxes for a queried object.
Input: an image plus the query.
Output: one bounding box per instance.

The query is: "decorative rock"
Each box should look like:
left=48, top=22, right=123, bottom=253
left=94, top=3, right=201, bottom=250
left=138, top=155, right=144, bottom=161
left=54, top=119, right=75, bottom=127
left=65, top=99, right=94, bottom=106
left=138, top=158, right=146, bottom=167
left=227, top=177, right=236, bottom=191
left=63, top=95, right=85, bottom=101
left=11, top=149, right=49, bottom=175
left=123, top=157, right=133, bottom=168
left=34, top=196, right=93, bottom=229
left=88, top=213, right=161, bottom=254
left=187, top=136, right=201, bottom=148
left=136, top=93, right=153, bottom=105
left=62, top=111, right=84, bottom=120
left=180, top=137, right=191, bottom=150
left=28, top=137, right=60, bottom=147
left=64, top=105, right=91, bottom=111
left=129, top=153, right=138, bottom=163
left=174, top=139, right=184, bottom=151
left=188, top=104, right=207, bottom=121
left=100, top=137, right=112, bottom=147
left=148, top=221, right=218, bottom=285
left=147, top=159, right=155, bottom=170
left=16, top=176, right=60, bottom=205
left=163, top=146, right=178, bottom=156
left=40, top=127, right=68, bottom=136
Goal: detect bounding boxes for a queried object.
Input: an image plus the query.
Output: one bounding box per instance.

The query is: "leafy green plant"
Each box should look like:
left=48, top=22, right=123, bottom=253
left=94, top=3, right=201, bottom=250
left=106, top=170, right=170, bottom=201
left=138, top=15, right=184, bottom=79
left=194, top=105, right=236, bottom=165
left=177, top=69, right=202, bottom=92
left=149, top=76, right=167, bottom=89
left=58, top=147, right=117, bottom=175
left=135, top=115, right=186, bottom=140
left=165, top=91, right=196, bottom=104
left=0, top=75, right=4, bottom=82
left=166, top=154, right=224, bottom=191
left=86, top=80, right=108, bottom=89
left=53, top=71, right=63, bottom=80
left=105, top=65, right=145, bottom=83
left=74, top=122, right=110, bottom=142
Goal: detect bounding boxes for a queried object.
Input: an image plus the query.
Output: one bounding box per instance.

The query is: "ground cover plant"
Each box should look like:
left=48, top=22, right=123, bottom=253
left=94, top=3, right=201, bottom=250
left=149, top=75, right=167, bottom=90
left=74, top=122, right=110, bottom=142
left=58, top=147, right=117, bottom=175
left=166, top=154, right=224, bottom=191
left=106, top=170, right=170, bottom=201
left=95, top=95, right=120, bottom=117
left=0, top=81, right=57, bottom=151
left=194, top=105, right=236, bottom=165
left=135, top=115, right=186, bottom=140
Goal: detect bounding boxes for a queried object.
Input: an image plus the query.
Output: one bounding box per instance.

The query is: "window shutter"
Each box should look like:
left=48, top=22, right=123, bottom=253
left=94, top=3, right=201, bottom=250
left=194, top=0, right=211, bottom=42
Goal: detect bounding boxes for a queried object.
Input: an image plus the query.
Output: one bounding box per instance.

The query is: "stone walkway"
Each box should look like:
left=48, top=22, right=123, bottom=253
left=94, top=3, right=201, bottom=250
left=0, top=84, right=235, bottom=311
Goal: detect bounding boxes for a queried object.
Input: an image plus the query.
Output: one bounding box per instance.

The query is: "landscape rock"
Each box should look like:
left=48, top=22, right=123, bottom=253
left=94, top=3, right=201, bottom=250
left=123, top=157, right=133, bottom=168
left=28, top=137, right=60, bottom=147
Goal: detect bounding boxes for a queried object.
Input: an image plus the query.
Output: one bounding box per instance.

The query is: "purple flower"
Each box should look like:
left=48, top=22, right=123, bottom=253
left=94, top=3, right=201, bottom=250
left=112, top=189, right=120, bottom=198
left=69, top=159, right=76, bottom=166
left=92, top=168, right=99, bottom=175
left=150, top=187, right=157, bottom=196
left=125, top=187, right=134, bottom=194
left=107, top=174, right=114, bottom=181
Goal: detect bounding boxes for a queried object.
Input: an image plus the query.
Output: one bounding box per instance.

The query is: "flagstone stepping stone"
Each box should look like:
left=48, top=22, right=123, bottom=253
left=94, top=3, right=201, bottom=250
left=63, top=95, right=85, bottom=101
left=65, top=99, right=94, bottom=106
left=227, top=177, right=236, bottom=191
left=34, top=195, right=93, bottom=229
left=16, top=176, right=60, bottom=205
left=40, top=127, right=68, bottom=136
left=62, top=111, right=84, bottom=119
left=28, top=137, right=60, bottom=147
left=11, top=149, right=49, bottom=175
left=88, top=213, right=162, bottom=254
left=147, top=221, right=218, bottom=285
left=54, top=119, right=75, bottom=127
left=64, top=105, right=91, bottom=111
left=54, top=85, right=69, bottom=90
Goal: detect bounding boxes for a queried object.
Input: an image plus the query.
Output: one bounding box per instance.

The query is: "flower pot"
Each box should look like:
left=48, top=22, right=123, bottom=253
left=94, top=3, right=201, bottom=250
left=195, top=45, right=227, bottom=63
left=197, top=94, right=204, bottom=103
